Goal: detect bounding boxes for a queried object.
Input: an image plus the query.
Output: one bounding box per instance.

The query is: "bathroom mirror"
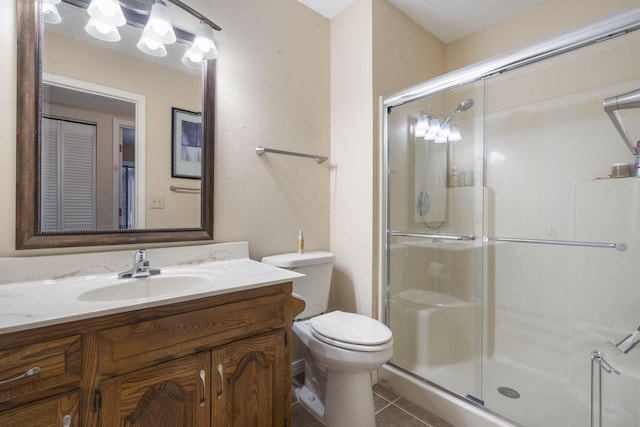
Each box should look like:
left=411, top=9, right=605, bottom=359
left=16, top=0, right=215, bottom=249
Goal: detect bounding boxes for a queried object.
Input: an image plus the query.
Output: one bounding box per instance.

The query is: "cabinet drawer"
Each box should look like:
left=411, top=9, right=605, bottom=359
left=98, top=293, right=287, bottom=376
left=0, top=335, right=81, bottom=411
left=0, top=390, right=80, bottom=426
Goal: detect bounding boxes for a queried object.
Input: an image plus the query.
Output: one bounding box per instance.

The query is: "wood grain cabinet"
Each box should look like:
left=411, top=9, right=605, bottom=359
left=0, top=283, right=294, bottom=427
left=213, top=330, right=287, bottom=427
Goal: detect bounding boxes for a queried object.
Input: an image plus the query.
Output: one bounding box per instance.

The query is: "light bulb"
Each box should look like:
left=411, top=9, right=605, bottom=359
left=415, top=113, right=429, bottom=132
left=144, top=1, right=176, bottom=44
left=428, top=118, right=441, bottom=134
left=440, top=123, right=451, bottom=138
left=85, top=18, right=121, bottom=42
left=137, top=34, right=167, bottom=57
left=434, top=134, right=448, bottom=144
left=191, top=22, right=218, bottom=60
left=181, top=47, right=204, bottom=69
left=449, top=125, right=462, bottom=141
left=87, top=0, right=126, bottom=27
left=43, top=3, right=62, bottom=24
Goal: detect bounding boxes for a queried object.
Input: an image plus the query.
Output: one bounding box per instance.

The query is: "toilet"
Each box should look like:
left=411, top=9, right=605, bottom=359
left=261, top=251, right=393, bottom=427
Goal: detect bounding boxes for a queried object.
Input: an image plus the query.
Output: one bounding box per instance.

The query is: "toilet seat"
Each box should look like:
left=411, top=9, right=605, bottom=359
left=309, top=311, right=393, bottom=352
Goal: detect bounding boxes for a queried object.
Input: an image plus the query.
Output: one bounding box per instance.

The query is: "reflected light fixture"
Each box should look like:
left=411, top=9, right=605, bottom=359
left=87, top=0, right=126, bottom=27
left=181, top=47, right=204, bottom=69
left=144, top=0, right=177, bottom=44
left=415, top=113, right=429, bottom=137
left=67, top=0, right=222, bottom=67
left=449, top=125, right=462, bottom=142
left=85, top=17, right=121, bottom=42
left=137, top=34, right=168, bottom=57
left=42, top=0, right=62, bottom=24
left=191, top=21, right=218, bottom=59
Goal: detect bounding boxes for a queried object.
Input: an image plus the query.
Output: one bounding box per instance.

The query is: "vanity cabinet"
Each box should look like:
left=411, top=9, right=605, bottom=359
left=0, top=282, right=295, bottom=427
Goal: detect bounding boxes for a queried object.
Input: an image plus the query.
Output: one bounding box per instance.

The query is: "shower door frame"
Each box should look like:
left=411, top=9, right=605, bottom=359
left=378, top=3, right=640, bottom=422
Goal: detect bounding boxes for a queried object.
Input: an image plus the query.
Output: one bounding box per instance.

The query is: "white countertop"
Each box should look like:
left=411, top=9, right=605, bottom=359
left=0, top=243, right=302, bottom=335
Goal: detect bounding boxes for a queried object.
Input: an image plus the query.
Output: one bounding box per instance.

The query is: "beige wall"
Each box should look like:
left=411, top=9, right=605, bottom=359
left=1, top=0, right=638, bottom=321
left=445, top=0, right=639, bottom=71
left=328, top=0, right=445, bottom=317
left=0, top=0, right=330, bottom=259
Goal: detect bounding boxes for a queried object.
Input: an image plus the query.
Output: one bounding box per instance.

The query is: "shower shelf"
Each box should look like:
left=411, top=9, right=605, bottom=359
left=486, top=236, right=628, bottom=252
left=389, top=231, right=476, bottom=241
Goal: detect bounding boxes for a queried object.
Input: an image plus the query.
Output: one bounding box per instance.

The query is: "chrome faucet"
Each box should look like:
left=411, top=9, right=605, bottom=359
left=612, top=325, right=640, bottom=353
left=118, top=250, right=161, bottom=279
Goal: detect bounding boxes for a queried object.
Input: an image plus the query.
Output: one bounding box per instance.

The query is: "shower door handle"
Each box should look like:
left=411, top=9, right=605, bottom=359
left=389, top=231, right=475, bottom=241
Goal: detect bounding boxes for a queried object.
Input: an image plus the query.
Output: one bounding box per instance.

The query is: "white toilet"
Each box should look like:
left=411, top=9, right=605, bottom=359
left=261, top=251, right=393, bottom=427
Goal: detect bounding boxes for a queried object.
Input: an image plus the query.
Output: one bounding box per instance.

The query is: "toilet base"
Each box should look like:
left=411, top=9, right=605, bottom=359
left=324, top=370, right=376, bottom=427
left=297, top=370, right=376, bottom=427
left=295, top=385, right=326, bottom=420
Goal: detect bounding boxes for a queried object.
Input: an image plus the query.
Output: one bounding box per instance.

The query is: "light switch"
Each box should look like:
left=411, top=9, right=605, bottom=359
left=150, top=196, right=164, bottom=209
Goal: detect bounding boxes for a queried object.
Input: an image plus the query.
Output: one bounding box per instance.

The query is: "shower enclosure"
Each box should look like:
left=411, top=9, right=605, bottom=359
left=381, top=7, right=640, bottom=427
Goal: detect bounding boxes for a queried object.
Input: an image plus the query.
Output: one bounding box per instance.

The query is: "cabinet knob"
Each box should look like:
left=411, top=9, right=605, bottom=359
left=62, top=415, right=72, bottom=427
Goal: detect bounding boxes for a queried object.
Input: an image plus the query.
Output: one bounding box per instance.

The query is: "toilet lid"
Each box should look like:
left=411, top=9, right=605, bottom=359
left=309, top=311, right=392, bottom=349
left=396, top=289, right=466, bottom=308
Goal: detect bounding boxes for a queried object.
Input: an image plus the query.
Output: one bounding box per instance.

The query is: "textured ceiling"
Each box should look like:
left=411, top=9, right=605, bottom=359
left=297, top=0, right=544, bottom=43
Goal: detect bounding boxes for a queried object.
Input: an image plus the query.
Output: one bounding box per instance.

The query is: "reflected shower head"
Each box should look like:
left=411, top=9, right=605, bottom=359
left=603, top=88, right=640, bottom=155
left=456, top=99, right=475, bottom=112
left=442, top=99, right=474, bottom=126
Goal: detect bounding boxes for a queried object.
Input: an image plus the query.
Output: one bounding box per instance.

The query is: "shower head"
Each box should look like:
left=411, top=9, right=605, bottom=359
left=456, top=99, right=475, bottom=112
left=603, top=88, right=640, bottom=155
left=442, top=99, right=474, bottom=126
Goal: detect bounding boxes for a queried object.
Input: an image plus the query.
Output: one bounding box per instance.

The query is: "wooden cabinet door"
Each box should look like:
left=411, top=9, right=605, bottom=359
left=99, top=352, right=210, bottom=427
left=212, top=330, right=289, bottom=427
left=0, top=390, right=79, bottom=427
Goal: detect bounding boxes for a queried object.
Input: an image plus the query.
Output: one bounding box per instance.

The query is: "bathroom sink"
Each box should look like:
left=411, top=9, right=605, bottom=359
left=76, top=274, right=214, bottom=302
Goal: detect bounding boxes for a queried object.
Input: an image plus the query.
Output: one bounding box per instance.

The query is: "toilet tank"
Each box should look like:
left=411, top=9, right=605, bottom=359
left=261, top=251, right=335, bottom=319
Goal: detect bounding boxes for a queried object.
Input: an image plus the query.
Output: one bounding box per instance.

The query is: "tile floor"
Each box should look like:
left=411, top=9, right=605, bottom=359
left=291, top=379, right=456, bottom=427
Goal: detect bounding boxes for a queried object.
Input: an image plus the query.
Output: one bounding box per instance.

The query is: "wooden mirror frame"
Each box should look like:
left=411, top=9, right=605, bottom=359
left=16, top=0, right=214, bottom=249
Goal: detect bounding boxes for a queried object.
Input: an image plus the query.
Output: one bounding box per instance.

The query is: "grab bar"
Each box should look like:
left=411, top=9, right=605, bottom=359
left=486, top=236, right=627, bottom=252
left=389, top=231, right=476, bottom=241
left=255, top=147, right=328, bottom=164
left=170, top=185, right=201, bottom=193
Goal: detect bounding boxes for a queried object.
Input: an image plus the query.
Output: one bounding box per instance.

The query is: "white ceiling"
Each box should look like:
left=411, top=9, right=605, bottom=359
left=297, top=0, right=544, bottom=43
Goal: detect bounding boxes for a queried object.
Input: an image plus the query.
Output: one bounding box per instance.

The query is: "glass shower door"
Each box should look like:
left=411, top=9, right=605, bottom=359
left=386, top=82, right=485, bottom=402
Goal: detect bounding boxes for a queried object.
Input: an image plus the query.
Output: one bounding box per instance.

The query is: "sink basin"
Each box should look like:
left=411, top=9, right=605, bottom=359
left=77, top=274, right=213, bottom=302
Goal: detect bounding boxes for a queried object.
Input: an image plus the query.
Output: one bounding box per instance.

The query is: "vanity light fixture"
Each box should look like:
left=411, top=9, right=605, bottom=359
left=448, top=125, right=462, bottom=141
left=418, top=99, right=474, bottom=143
left=42, top=0, right=62, bottom=24
left=54, top=0, right=222, bottom=67
left=181, top=21, right=218, bottom=69
left=419, top=116, right=462, bottom=143
left=143, top=0, right=177, bottom=44
left=87, top=0, right=126, bottom=27
left=137, top=33, right=168, bottom=56
left=85, top=17, right=121, bottom=42
left=191, top=21, right=218, bottom=60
